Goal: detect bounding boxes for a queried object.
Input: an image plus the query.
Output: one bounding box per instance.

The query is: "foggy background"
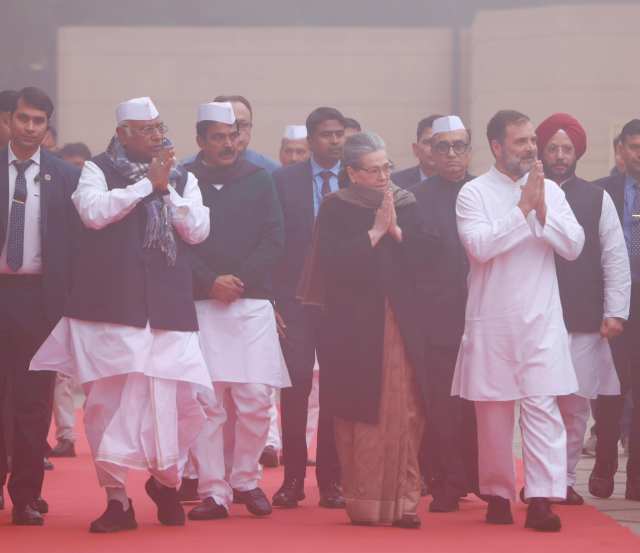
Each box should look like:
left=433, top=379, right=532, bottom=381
left=1, top=0, right=638, bottom=177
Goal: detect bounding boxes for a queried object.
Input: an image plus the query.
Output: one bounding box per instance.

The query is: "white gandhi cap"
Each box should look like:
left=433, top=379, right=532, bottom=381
left=116, top=97, right=159, bottom=124
left=197, top=102, right=236, bottom=124
left=431, top=115, right=466, bottom=135
left=283, top=125, right=307, bottom=140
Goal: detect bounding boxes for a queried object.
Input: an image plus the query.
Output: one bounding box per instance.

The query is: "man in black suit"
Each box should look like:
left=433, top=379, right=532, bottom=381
left=0, top=87, right=80, bottom=525
left=392, top=114, right=442, bottom=189
left=271, top=107, right=346, bottom=509
left=590, top=118, right=640, bottom=501
left=0, top=88, right=18, bottom=513
left=410, top=115, right=478, bottom=513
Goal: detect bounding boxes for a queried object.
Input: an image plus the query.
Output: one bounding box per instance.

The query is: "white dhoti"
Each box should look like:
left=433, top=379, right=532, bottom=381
left=53, top=373, right=78, bottom=442
left=30, top=317, right=212, bottom=489
left=559, top=332, right=621, bottom=486
left=189, top=298, right=290, bottom=506
left=475, top=396, right=567, bottom=501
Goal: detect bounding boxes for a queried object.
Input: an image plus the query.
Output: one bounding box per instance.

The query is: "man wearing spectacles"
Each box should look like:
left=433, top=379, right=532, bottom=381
left=410, top=116, right=478, bottom=514
left=214, top=95, right=280, bottom=174
left=392, top=114, right=443, bottom=189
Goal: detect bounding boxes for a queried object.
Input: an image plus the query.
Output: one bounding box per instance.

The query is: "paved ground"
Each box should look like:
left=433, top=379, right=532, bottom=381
left=576, top=453, right=640, bottom=535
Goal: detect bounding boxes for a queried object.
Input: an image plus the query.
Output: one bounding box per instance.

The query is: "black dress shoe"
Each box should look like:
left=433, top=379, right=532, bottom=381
left=188, top=497, right=229, bottom=520
left=89, top=500, right=137, bottom=533
left=485, top=495, right=513, bottom=525
left=525, top=498, right=561, bottom=532
left=589, top=460, right=616, bottom=498
left=272, top=478, right=305, bottom=508
left=12, top=504, right=44, bottom=526
left=557, top=486, right=584, bottom=506
left=49, top=439, right=76, bottom=458
left=177, top=477, right=199, bottom=503
left=43, top=457, right=54, bottom=471
left=319, top=482, right=346, bottom=509
left=259, top=446, right=279, bottom=468
left=31, top=496, right=49, bottom=514
left=625, top=477, right=640, bottom=501
left=429, top=496, right=459, bottom=513
left=234, top=488, right=272, bottom=516
left=392, top=514, right=421, bottom=529
left=144, top=477, right=185, bottom=526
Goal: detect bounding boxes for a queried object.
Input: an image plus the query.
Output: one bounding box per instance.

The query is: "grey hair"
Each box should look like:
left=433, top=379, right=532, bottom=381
left=343, top=131, right=386, bottom=169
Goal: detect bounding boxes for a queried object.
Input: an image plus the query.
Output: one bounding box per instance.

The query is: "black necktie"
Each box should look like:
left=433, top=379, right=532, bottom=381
left=6, top=159, right=34, bottom=271
left=631, top=181, right=640, bottom=279
left=320, top=171, right=333, bottom=198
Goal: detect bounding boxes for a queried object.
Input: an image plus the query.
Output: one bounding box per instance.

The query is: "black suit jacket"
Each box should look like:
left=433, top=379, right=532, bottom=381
left=0, top=146, right=81, bottom=325
left=594, top=172, right=626, bottom=224
left=391, top=165, right=422, bottom=189
left=410, top=174, right=472, bottom=348
left=272, top=160, right=316, bottom=303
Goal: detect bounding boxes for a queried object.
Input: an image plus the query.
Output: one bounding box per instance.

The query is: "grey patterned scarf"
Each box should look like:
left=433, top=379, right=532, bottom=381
left=106, top=135, right=185, bottom=266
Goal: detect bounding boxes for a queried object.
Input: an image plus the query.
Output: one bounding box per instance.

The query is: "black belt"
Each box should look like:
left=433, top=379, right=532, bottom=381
left=0, top=273, right=43, bottom=287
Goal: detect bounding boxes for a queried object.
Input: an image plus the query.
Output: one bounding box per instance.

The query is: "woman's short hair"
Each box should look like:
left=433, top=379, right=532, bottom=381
left=343, top=131, right=386, bottom=169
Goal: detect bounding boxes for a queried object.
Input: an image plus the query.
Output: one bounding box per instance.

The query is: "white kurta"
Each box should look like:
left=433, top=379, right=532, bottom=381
left=452, top=165, right=585, bottom=401
left=566, top=191, right=631, bottom=399
left=30, top=161, right=212, bottom=486
left=195, top=298, right=291, bottom=388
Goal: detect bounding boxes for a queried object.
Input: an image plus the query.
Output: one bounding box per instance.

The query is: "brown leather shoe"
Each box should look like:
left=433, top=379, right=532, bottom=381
left=49, top=439, right=76, bottom=458
left=557, top=486, right=584, bottom=506
left=188, top=497, right=229, bottom=520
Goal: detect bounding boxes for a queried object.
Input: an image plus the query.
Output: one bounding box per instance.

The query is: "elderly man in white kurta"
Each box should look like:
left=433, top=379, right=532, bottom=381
left=181, top=102, right=289, bottom=521
left=30, top=97, right=212, bottom=533
left=452, top=110, right=584, bottom=532
left=536, top=113, right=631, bottom=506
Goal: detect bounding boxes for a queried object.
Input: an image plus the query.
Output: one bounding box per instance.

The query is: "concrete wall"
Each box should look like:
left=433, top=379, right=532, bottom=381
left=468, top=3, right=640, bottom=179
left=57, top=26, right=454, bottom=167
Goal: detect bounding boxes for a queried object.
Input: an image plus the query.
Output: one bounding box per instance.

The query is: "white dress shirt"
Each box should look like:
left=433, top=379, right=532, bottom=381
left=0, top=145, right=42, bottom=274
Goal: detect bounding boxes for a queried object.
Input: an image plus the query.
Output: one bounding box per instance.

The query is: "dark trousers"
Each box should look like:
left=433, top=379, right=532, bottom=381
left=424, top=345, right=478, bottom=500
left=595, top=283, right=640, bottom=477
left=0, top=275, right=56, bottom=508
left=279, top=300, right=340, bottom=490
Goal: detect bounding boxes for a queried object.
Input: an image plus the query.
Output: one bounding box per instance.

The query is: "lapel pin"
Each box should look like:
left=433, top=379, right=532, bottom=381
left=44, top=173, right=52, bottom=182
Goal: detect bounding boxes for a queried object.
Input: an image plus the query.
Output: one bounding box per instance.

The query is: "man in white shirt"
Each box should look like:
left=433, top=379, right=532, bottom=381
left=0, top=87, right=80, bottom=525
left=535, top=113, right=631, bottom=505
left=453, top=110, right=585, bottom=531
left=30, top=97, right=212, bottom=533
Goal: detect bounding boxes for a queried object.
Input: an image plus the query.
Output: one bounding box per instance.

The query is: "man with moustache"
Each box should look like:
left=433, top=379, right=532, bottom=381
left=591, top=119, right=640, bottom=501
left=453, top=110, right=584, bottom=531
left=214, top=95, right=280, bottom=174
left=392, top=114, right=443, bottom=189
left=182, top=102, right=288, bottom=520
left=410, top=116, right=478, bottom=513
left=271, top=107, right=346, bottom=509
left=0, top=87, right=80, bottom=525
left=534, top=113, right=630, bottom=506
left=30, top=97, right=211, bottom=532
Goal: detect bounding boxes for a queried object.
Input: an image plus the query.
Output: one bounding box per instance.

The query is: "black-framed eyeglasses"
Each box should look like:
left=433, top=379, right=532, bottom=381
left=432, top=140, right=470, bottom=156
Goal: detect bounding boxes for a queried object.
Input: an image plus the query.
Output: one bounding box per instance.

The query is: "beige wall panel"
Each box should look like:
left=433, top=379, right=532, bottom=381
left=468, top=4, right=640, bottom=179
left=58, top=26, right=453, bottom=167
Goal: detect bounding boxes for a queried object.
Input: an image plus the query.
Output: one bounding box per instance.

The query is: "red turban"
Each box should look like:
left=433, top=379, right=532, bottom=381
left=536, top=113, right=587, bottom=159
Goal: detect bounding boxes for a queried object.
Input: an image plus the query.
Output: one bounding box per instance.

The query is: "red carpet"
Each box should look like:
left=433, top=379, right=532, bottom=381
left=1, top=413, right=638, bottom=553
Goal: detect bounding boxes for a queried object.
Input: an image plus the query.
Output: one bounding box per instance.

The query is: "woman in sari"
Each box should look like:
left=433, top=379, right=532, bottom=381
left=300, top=132, right=432, bottom=528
